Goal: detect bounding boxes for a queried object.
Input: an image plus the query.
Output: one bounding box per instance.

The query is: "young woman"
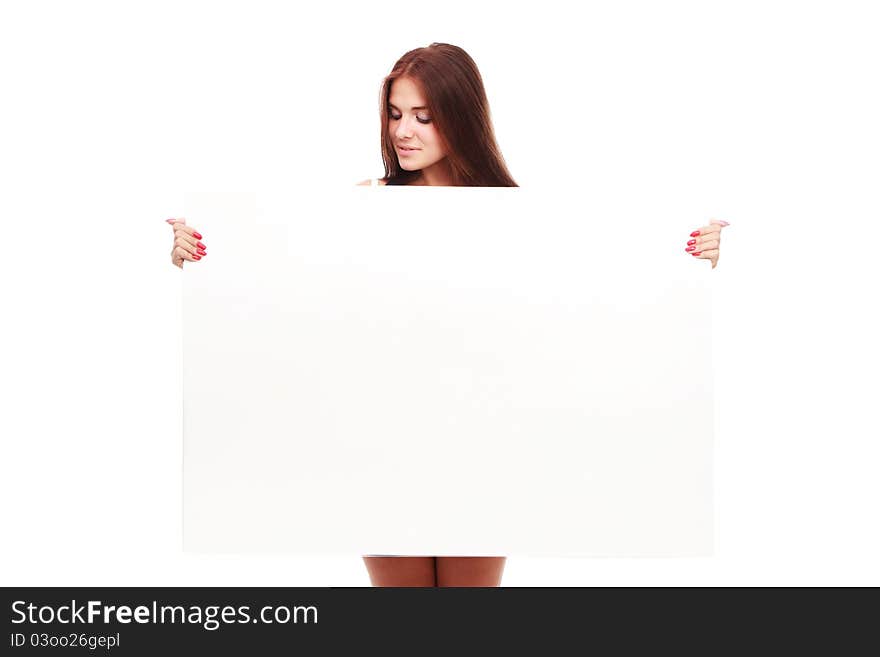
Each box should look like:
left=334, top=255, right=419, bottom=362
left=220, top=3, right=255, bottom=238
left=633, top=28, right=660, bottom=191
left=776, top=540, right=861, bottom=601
left=167, top=43, right=729, bottom=587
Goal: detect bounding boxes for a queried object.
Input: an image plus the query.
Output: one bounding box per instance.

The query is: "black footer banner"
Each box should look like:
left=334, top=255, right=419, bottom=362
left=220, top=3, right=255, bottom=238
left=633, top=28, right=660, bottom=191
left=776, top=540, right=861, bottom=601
left=2, top=587, right=873, bottom=654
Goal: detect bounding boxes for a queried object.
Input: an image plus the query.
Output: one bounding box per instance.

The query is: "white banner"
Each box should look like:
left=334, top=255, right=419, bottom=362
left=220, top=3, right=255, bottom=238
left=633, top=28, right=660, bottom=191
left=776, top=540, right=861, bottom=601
left=182, top=187, right=713, bottom=556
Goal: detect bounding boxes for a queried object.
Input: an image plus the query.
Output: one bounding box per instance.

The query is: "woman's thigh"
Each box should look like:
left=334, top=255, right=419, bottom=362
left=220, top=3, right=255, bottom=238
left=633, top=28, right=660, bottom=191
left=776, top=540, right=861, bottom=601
left=362, top=556, right=436, bottom=587
left=435, top=557, right=506, bottom=587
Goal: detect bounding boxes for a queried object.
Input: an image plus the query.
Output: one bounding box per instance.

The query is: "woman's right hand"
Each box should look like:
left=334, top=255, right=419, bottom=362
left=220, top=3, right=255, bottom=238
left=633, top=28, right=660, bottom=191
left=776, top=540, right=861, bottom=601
left=166, top=218, right=206, bottom=268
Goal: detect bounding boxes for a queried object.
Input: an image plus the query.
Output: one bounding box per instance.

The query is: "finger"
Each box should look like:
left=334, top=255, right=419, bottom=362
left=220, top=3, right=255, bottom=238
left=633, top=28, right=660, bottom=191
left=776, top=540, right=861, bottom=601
left=174, top=235, right=198, bottom=256
left=689, top=219, right=730, bottom=238
left=174, top=245, right=200, bottom=262
left=174, top=230, right=199, bottom=249
left=168, top=219, right=201, bottom=239
left=686, top=237, right=718, bottom=249
left=177, top=226, right=201, bottom=240
left=166, top=217, right=186, bottom=226
left=695, top=236, right=720, bottom=249
left=685, top=242, right=718, bottom=254
left=691, top=225, right=722, bottom=238
left=692, top=248, right=719, bottom=261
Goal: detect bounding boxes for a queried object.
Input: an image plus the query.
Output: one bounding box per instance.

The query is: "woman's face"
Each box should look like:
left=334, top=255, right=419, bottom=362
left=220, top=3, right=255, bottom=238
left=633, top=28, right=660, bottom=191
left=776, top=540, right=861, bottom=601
left=388, top=76, right=447, bottom=172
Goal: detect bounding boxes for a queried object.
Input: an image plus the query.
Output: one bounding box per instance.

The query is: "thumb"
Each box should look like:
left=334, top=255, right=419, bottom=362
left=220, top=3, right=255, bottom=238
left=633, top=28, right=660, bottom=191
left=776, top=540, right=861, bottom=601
left=710, top=219, right=730, bottom=227
left=165, top=217, right=186, bottom=225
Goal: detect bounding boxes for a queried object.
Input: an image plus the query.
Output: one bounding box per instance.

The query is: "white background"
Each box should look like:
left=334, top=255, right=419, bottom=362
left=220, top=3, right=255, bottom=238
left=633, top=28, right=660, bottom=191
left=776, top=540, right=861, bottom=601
left=1, top=0, right=878, bottom=585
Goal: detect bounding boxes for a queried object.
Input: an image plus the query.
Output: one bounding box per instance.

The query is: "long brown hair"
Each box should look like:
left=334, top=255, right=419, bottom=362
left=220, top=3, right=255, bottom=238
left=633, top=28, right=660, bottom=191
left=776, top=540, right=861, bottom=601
left=380, top=43, right=517, bottom=187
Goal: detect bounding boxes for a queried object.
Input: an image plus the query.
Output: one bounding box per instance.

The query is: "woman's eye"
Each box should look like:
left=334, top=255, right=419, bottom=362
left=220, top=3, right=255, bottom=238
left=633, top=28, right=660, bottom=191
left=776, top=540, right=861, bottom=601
left=388, top=110, right=430, bottom=124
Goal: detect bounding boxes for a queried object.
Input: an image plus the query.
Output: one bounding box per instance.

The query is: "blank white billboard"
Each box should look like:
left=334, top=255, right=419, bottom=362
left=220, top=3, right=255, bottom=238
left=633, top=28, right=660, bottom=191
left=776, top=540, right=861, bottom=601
left=182, top=188, right=713, bottom=556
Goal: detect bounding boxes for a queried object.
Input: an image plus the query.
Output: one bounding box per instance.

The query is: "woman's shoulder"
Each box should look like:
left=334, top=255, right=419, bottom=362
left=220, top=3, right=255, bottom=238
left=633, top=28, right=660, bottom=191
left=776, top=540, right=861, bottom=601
left=356, top=178, right=388, bottom=186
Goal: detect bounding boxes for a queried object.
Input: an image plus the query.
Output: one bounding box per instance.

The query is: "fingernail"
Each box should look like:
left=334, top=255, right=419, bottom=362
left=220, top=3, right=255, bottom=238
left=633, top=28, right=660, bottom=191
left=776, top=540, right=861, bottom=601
left=686, top=246, right=695, bottom=252
left=197, top=241, right=206, bottom=249
left=193, top=231, right=202, bottom=239
left=692, top=251, right=701, bottom=256
left=717, top=220, right=730, bottom=226
left=687, top=239, right=696, bottom=246
left=197, top=248, right=206, bottom=255
left=165, top=218, right=176, bottom=224
left=193, top=254, right=201, bottom=260
left=690, top=230, right=700, bottom=237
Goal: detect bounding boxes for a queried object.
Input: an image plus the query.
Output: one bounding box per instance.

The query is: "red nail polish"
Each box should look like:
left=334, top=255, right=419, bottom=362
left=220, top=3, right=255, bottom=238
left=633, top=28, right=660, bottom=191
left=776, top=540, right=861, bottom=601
left=197, top=248, right=206, bottom=255
left=690, top=230, right=700, bottom=237
left=687, top=239, right=696, bottom=246
left=193, top=254, right=201, bottom=260
left=692, top=251, right=701, bottom=256
left=193, top=231, right=202, bottom=239
left=686, top=246, right=695, bottom=252
left=197, top=241, right=205, bottom=248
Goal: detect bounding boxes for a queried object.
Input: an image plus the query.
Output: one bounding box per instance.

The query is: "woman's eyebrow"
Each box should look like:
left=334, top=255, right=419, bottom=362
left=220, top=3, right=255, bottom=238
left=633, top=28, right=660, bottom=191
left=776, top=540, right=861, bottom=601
left=388, top=102, right=428, bottom=111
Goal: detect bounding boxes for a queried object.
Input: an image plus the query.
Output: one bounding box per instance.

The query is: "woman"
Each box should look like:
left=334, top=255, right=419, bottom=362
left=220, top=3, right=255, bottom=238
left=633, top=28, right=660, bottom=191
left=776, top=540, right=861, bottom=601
left=167, top=43, right=729, bottom=587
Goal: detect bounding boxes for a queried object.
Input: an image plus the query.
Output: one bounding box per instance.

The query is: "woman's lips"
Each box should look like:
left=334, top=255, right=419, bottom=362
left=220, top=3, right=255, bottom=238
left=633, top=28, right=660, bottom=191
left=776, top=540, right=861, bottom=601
left=397, top=145, right=419, bottom=156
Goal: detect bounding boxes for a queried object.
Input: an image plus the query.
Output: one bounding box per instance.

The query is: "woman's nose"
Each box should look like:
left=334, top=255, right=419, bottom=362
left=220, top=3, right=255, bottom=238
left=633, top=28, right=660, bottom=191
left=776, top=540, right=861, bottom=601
left=395, top=115, right=414, bottom=140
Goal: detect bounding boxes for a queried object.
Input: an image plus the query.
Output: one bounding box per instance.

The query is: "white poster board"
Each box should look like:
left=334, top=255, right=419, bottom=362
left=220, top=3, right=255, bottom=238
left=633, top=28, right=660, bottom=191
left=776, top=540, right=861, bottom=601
left=182, top=187, right=713, bottom=556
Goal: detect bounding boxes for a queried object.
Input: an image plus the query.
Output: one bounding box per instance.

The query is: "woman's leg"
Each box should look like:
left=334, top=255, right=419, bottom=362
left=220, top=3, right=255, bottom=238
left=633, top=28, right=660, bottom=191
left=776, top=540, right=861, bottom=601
left=362, top=556, right=437, bottom=586
left=435, top=557, right=506, bottom=587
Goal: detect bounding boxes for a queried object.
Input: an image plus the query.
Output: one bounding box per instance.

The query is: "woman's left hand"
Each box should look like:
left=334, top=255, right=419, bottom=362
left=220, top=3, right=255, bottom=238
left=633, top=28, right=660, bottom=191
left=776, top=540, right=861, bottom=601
left=685, top=219, right=730, bottom=269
